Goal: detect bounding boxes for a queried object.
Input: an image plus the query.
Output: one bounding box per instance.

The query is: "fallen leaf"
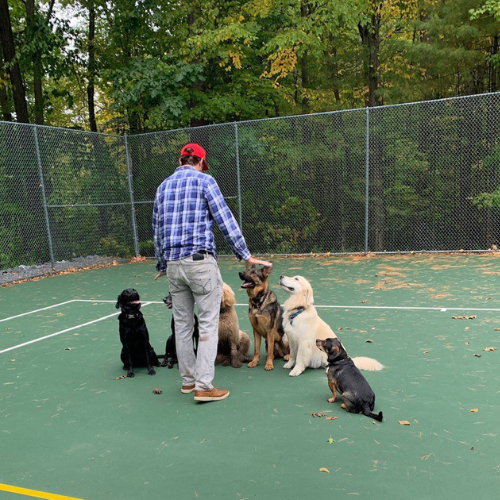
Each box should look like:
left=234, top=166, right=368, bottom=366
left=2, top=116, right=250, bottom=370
left=399, top=420, right=411, bottom=426
left=494, top=328, right=500, bottom=331
left=152, top=388, right=162, bottom=394
left=484, top=347, right=498, bottom=352
left=470, top=408, right=479, bottom=413
left=312, top=412, right=326, bottom=418
left=326, top=416, right=338, bottom=421
left=327, top=438, right=335, bottom=444
left=365, top=339, right=374, bottom=343
left=474, top=353, right=482, bottom=358
left=319, top=467, right=330, bottom=473
left=114, top=375, right=126, bottom=380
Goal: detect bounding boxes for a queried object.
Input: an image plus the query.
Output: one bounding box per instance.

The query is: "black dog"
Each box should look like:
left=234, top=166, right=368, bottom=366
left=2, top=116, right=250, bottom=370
left=316, top=338, right=383, bottom=422
left=160, top=292, right=199, bottom=368
left=115, top=288, right=160, bottom=377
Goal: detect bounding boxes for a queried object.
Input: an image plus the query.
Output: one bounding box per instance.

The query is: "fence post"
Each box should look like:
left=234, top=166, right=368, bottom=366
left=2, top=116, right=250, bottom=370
left=234, top=122, right=243, bottom=230
left=124, top=134, right=140, bottom=257
left=364, top=107, right=370, bottom=254
left=34, top=125, right=55, bottom=267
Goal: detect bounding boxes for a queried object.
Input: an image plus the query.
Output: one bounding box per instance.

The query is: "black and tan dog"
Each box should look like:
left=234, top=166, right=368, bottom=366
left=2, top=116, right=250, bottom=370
left=160, top=292, right=199, bottom=368
left=115, top=288, right=160, bottom=377
left=316, top=338, right=383, bottom=422
left=216, top=283, right=251, bottom=368
left=239, top=266, right=289, bottom=370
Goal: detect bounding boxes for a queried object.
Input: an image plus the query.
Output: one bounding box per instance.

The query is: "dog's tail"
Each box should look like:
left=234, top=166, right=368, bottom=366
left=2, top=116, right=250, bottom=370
left=365, top=410, right=383, bottom=422
left=352, top=356, right=384, bottom=371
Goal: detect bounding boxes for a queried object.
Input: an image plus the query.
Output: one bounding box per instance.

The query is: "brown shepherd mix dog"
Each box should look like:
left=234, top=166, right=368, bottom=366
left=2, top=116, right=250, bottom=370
left=215, top=283, right=252, bottom=368
left=239, top=266, right=289, bottom=370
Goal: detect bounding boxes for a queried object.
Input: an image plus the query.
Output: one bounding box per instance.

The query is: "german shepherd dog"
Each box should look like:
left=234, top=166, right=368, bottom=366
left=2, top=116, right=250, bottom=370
left=160, top=292, right=199, bottom=368
left=239, top=266, right=289, bottom=370
left=115, top=288, right=160, bottom=377
left=316, top=338, right=383, bottom=422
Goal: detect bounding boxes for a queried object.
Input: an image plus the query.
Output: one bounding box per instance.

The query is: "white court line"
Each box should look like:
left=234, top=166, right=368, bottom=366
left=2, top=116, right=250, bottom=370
left=2, top=299, right=500, bottom=355
left=0, top=300, right=78, bottom=323
left=236, top=303, right=500, bottom=312
left=79, top=300, right=500, bottom=312
left=0, top=299, right=157, bottom=323
left=0, top=302, right=153, bottom=355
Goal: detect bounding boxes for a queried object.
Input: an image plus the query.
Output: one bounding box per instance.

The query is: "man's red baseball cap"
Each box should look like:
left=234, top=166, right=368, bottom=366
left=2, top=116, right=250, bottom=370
left=180, top=143, right=209, bottom=171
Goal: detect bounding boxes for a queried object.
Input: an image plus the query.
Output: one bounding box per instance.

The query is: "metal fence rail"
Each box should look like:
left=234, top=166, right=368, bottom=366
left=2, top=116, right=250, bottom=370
left=2, top=92, right=500, bottom=283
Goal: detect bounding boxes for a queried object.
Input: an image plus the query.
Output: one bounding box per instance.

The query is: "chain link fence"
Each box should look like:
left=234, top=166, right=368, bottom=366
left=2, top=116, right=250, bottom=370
left=2, top=92, right=500, bottom=283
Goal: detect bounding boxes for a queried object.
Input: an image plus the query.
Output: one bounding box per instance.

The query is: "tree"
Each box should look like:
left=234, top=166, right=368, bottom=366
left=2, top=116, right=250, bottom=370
left=0, top=0, right=29, bottom=122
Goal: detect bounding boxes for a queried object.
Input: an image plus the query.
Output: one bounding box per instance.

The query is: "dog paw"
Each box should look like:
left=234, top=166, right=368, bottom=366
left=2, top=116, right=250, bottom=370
left=148, top=369, right=156, bottom=375
left=127, top=372, right=135, bottom=378
left=289, top=368, right=302, bottom=376
left=264, top=363, right=274, bottom=371
left=248, top=360, right=259, bottom=368
left=283, top=362, right=293, bottom=369
left=231, top=360, right=242, bottom=368
left=283, top=354, right=290, bottom=361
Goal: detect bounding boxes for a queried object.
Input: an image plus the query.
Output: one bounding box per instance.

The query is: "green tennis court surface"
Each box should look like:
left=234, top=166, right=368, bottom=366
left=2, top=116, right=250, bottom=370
left=1, top=254, right=500, bottom=499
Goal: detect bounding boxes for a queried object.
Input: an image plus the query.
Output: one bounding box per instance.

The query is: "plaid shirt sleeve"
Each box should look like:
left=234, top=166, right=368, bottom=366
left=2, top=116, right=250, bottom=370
left=206, top=178, right=251, bottom=261
left=152, top=190, right=165, bottom=271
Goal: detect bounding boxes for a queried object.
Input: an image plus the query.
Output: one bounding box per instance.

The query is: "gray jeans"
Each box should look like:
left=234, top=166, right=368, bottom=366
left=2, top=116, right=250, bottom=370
left=166, top=254, right=223, bottom=391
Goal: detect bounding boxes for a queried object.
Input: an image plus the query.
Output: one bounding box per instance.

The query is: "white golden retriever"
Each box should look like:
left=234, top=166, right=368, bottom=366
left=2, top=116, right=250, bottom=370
left=280, top=275, right=383, bottom=377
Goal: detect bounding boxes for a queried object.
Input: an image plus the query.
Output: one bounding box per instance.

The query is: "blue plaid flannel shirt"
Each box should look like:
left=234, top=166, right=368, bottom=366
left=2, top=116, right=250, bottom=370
left=153, top=165, right=251, bottom=272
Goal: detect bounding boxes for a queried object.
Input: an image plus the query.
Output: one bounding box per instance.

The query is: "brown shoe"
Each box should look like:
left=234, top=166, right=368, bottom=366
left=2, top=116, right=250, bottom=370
left=181, top=384, right=195, bottom=394
left=194, top=388, right=230, bottom=402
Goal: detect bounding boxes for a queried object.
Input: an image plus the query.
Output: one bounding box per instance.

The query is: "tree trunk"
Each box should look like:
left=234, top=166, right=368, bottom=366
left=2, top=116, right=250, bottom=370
left=300, top=1, right=310, bottom=114
left=491, top=35, right=498, bottom=92
left=0, top=46, right=13, bottom=120
left=358, top=4, right=383, bottom=107
left=0, top=0, right=30, bottom=123
left=26, top=0, right=44, bottom=125
left=358, top=5, right=384, bottom=250
left=87, top=2, right=97, bottom=132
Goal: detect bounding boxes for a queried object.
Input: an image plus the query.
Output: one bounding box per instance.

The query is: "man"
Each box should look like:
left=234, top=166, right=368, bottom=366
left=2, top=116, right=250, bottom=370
left=153, top=143, right=272, bottom=402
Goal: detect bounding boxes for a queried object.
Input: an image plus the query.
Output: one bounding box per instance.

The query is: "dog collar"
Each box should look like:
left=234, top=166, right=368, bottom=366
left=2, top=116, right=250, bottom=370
left=289, top=307, right=305, bottom=325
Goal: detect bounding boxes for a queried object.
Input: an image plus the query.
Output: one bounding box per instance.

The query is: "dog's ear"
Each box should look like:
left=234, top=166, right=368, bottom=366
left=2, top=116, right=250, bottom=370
left=303, top=287, right=314, bottom=306
left=327, top=344, right=341, bottom=363
left=262, top=265, right=273, bottom=278
left=115, top=295, right=121, bottom=309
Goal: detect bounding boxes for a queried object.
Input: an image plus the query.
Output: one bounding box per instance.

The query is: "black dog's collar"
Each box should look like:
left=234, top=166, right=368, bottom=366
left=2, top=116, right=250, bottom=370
left=289, top=307, right=305, bottom=325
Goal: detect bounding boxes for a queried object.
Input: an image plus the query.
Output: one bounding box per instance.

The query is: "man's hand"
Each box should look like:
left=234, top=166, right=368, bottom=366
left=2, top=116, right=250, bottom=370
left=154, top=271, right=166, bottom=280
left=245, top=256, right=273, bottom=268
